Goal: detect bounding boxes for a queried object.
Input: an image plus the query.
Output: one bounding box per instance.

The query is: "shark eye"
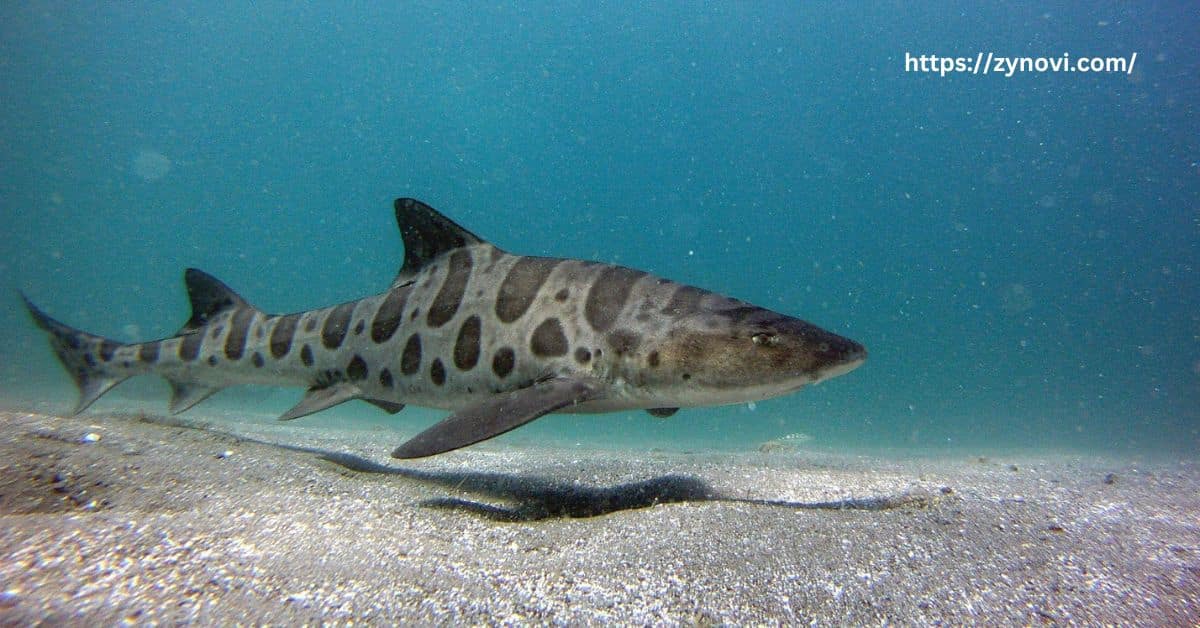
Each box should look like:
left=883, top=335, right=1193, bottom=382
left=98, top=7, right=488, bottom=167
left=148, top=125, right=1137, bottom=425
left=751, top=332, right=778, bottom=346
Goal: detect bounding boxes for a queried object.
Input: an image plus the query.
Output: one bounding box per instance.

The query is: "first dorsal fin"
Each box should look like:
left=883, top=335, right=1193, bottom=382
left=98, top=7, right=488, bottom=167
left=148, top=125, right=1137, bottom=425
left=393, top=198, right=488, bottom=286
left=179, top=268, right=253, bottom=334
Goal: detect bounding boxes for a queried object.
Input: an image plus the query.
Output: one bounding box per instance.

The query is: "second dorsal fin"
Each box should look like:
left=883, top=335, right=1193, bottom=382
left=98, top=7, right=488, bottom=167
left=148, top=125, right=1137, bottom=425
left=179, top=268, right=253, bottom=334
left=393, top=198, right=488, bottom=286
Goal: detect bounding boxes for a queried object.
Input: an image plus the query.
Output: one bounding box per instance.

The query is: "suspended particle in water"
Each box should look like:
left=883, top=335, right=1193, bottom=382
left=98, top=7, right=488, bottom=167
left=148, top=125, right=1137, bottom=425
left=999, top=283, right=1034, bottom=314
left=132, top=148, right=172, bottom=181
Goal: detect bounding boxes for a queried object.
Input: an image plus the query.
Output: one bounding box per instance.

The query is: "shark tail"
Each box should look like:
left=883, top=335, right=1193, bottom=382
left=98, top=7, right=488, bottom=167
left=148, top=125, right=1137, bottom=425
left=22, top=293, right=132, bottom=414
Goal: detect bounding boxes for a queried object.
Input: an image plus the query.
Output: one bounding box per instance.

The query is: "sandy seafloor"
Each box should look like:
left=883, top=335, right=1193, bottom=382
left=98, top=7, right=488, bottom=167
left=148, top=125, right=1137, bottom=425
left=0, top=409, right=1196, bottom=625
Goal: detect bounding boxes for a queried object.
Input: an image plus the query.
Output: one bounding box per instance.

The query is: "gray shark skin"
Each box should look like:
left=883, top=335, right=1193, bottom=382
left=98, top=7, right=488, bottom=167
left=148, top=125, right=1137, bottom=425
left=23, top=198, right=866, bottom=458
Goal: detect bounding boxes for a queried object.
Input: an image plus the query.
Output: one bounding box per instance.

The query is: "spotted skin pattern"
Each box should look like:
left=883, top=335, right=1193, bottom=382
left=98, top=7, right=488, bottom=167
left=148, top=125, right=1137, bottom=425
left=23, top=198, right=866, bottom=457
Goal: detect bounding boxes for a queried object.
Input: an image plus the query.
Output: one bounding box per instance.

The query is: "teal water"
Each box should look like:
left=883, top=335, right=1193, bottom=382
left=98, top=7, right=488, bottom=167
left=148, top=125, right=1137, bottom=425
left=1, top=3, right=1196, bottom=457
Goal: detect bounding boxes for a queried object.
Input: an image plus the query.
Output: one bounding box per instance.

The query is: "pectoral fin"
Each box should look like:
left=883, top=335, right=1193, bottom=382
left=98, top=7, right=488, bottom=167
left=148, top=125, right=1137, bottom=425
left=168, top=381, right=223, bottom=414
left=392, top=377, right=603, bottom=459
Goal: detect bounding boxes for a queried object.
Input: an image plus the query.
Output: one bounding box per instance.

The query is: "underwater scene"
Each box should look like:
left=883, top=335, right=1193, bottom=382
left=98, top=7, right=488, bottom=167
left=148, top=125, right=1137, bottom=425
left=1, top=2, right=1197, bottom=624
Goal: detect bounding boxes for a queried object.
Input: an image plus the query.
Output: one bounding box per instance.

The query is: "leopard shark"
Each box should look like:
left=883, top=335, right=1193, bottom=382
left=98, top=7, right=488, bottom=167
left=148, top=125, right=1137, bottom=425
left=23, top=198, right=866, bottom=458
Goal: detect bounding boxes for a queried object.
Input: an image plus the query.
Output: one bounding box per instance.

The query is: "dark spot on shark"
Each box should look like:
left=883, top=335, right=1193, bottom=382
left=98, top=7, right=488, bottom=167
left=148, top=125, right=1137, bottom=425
left=353, top=320, right=365, bottom=336
left=322, top=302, right=355, bottom=349
left=607, top=329, right=641, bottom=357
left=304, top=317, right=317, bottom=333
left=427, top=250, right=471, bottom=328
left=224, top=308, right=254, bottom=360
left=574, top=347, right=591, bottom=364
left=300, top=344, right=314, bottom=367
left=270, top=314, right=299, bottom=358
left=410, top=307, right=421, bottom=321
left=207, top=355, right=218, bottom=366
left=492, top=347, right=515, bottom=378
left=254, top=325, right=264, bottom=340
left=252, top=352, right=264, bottom=368
left=380, top=368, right=394, bottom=389
left=586, top=266, right=645, bottom=332
left=210, top=325, right=224, bottom=340
left=496, top=257, right=560, bottom=323
left=347, top=355, right=368, bottom=381
left=648, top=350, right=660, bottom=367
left=453, top=315, right=482, bottom=370
left=430, top=358, right=446, bottom=386
left=682, top=373, right=691, bottom=380
left=138, top=341, right=159, bottom=364
left=99, top=340, right=119, bottom=362
left=662, top=285, right=705, bottom=318
left=83, top=352, right=97, bottom=367
left=531, top=318, right=569, bottom=357
left=401, top=333, right=422, bottom=375
left=372, top=287, right=408, bottom=343
left=554, top=288, right=569, bottom=302
left=179, top=332, right=202, bottom=362
left=722, top=305, right=764, bottom=323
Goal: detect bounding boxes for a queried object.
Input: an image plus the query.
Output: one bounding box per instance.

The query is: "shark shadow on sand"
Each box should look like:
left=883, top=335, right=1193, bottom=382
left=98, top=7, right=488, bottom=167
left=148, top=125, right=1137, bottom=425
left=138, top=414, right=939, bottom=522
left=314, top=449, right=941, bottom=522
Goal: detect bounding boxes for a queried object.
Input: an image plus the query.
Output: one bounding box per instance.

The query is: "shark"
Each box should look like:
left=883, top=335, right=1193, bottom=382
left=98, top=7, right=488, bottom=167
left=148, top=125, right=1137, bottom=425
left=23, top=198, right=866, bottom=458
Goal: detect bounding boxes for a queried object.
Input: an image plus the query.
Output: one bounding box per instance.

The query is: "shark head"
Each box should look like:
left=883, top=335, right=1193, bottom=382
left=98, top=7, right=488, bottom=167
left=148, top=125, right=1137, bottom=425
left=632, top=302, right=866, bottom=407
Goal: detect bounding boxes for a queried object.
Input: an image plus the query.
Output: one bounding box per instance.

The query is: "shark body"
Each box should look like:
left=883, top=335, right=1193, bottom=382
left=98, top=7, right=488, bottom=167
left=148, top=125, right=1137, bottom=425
left=24, top=198, right=866, bottom=458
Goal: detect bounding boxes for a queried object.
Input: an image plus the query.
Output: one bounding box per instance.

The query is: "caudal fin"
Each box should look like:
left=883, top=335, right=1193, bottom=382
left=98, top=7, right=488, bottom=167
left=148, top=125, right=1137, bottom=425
left=22, top=293, right=130, bottom=414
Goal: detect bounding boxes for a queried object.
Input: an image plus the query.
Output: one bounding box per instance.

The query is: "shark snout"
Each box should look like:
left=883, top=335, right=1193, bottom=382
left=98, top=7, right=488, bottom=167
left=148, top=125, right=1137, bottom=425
left=812, top=334, right=866, bottom=383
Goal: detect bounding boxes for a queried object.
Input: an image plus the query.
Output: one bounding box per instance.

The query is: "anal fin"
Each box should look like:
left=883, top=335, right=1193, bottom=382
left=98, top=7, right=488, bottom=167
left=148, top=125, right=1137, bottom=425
left=168, top=381, right=224, bottom=414
left=392, top=377, right=603, bottom=459
left=75, top=376, right=129, bottom=414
